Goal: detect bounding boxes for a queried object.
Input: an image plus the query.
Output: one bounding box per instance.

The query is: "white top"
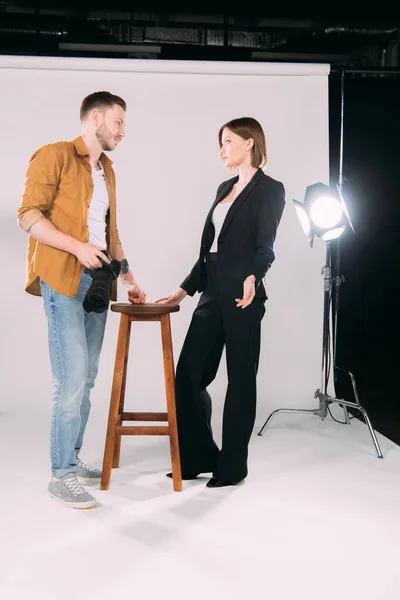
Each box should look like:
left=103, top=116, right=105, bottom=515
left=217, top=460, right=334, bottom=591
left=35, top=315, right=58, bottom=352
left=88, top=163, right=109, bottom=249
left=210, top=201, right=233, bottom=253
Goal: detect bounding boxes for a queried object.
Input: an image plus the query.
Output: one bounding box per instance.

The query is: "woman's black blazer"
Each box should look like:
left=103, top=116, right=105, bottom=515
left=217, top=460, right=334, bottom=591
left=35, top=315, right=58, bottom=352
left=181, top=168, right=285, bottom=300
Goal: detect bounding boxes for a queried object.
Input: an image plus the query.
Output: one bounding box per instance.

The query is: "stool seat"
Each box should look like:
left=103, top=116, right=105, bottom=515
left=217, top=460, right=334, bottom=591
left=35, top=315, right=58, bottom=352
left=111, top=302, right=180, bottom=316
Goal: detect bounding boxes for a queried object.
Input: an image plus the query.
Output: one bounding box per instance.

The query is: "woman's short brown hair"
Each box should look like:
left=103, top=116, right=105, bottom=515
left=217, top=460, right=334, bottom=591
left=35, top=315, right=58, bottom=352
left=218, top=117, right=267, bottom=168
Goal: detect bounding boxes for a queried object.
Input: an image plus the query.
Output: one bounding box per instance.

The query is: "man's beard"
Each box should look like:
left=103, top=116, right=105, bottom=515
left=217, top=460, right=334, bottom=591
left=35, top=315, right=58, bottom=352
left=95, top=125, right=114, bottom=151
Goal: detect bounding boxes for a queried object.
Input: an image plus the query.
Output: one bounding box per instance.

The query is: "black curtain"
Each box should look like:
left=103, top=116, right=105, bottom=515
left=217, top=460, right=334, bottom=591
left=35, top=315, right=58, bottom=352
left=329, top=73, right=400, bottom=443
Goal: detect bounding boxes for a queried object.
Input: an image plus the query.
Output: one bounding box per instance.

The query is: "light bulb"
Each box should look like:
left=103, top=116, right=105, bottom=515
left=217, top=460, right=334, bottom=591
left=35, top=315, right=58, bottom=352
left=310, top=195, right=343, bottom=229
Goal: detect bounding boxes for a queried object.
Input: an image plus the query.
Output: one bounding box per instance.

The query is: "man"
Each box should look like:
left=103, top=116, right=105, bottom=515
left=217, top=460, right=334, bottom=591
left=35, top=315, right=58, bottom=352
left=17, top=91, right=146, bottom=509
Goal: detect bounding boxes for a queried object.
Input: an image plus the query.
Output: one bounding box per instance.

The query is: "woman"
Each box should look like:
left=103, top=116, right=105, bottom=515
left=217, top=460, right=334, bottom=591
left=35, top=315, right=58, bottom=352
left=154, top=117, right=285, bottom=487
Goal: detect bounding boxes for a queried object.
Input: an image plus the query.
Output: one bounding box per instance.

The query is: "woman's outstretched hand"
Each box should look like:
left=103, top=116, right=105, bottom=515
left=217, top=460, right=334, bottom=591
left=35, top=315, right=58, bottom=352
left=155, top=287, right=187, bottom=305
left=235, top=275, right=256, bottom=309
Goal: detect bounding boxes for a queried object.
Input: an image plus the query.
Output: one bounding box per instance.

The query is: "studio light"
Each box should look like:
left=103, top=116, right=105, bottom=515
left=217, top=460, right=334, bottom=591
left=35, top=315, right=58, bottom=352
left=259, top=179, right=382, bottom=457
left=258, top=68, right=382, bottom=459
left=293, top=182, right=354, bottom=247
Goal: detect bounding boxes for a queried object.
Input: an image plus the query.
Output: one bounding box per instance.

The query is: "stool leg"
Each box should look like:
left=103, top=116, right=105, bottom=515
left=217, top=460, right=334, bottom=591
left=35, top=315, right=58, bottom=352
left=101, top=314, right=131, bottom=490
left=160, top=314, right=182, bottom=492
left=113, top=319, right=131, bottom=468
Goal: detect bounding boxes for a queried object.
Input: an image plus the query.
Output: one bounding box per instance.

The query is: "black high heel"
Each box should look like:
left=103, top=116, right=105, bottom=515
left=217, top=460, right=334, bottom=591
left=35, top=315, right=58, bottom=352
left=206, top=477, right=244, bottom=488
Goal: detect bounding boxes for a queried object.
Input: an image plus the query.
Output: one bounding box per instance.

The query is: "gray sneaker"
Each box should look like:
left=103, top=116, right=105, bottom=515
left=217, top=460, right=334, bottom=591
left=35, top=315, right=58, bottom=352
left=48, top=473, right=96, bottom=509
left=76, top=456, right=102, bottom=483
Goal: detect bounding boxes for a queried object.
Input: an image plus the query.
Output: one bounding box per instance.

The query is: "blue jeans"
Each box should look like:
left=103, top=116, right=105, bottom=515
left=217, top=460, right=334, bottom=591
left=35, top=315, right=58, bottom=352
left=40, top=272, right=108, bottom=478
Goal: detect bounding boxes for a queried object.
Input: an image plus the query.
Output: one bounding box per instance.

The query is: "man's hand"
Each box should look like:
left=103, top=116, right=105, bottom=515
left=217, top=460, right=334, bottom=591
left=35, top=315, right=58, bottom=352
left=127, top=283, right=147, bottom=304
left=114, top=243, right=146, bottom=304
left=74, top=242, right=110, bottom=269
left=235, top=275, right=256, bottom=309
left=155, top=287, right=187, bottom=305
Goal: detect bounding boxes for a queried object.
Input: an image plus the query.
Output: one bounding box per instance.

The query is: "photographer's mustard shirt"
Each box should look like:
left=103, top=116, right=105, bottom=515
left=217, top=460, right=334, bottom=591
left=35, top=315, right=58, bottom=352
left=17, top=137, right=121, bottom=300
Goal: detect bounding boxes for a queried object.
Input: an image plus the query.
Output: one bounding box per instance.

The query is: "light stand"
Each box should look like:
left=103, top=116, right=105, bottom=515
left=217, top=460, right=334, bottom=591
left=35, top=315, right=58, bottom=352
left=258, top=70, right=383, bottom=459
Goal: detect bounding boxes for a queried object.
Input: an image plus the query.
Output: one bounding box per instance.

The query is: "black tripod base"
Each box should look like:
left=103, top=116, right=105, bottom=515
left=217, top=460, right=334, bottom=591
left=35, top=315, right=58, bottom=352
left=258, top=391, right=383, bottom=459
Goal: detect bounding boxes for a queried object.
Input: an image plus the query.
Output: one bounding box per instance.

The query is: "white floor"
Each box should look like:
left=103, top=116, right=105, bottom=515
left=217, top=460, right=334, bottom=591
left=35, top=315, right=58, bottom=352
left=1, top=405, right=400, bottom=600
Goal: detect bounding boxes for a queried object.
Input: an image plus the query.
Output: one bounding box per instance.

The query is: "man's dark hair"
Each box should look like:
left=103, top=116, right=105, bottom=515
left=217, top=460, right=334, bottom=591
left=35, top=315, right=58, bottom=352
left=80, top=91, right=126, bottom=121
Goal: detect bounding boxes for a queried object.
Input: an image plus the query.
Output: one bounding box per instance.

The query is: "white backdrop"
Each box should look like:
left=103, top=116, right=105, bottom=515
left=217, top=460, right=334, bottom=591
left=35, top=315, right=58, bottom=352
left=0, top=56, right=329, bottom=451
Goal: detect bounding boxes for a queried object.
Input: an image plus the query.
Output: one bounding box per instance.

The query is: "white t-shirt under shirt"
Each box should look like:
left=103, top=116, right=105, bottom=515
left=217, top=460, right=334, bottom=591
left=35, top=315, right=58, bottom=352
left=88, top=163, right=109, bottom=249
left=210, top=201, right=233, bottom=252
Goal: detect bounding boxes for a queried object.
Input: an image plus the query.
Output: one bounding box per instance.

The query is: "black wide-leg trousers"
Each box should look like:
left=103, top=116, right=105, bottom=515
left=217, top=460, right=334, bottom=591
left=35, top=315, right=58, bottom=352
left=175, top=262, right=265, bottom=482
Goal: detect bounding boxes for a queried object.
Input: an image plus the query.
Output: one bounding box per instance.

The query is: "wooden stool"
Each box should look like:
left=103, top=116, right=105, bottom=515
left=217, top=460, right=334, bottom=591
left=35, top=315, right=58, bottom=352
left=100, top=303, right=182, bottom=492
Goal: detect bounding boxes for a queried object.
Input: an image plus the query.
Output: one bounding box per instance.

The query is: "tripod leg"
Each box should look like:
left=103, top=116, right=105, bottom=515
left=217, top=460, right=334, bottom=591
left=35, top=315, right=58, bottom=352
left=342, top=405, right=350, bottom=424
left=258, top=408, right=317, bottom=436
left=258, top=409, right=282, bottom=435
left=358, top=406, right=383, bottom=459
left=327, top=395, right=383, bottom=459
